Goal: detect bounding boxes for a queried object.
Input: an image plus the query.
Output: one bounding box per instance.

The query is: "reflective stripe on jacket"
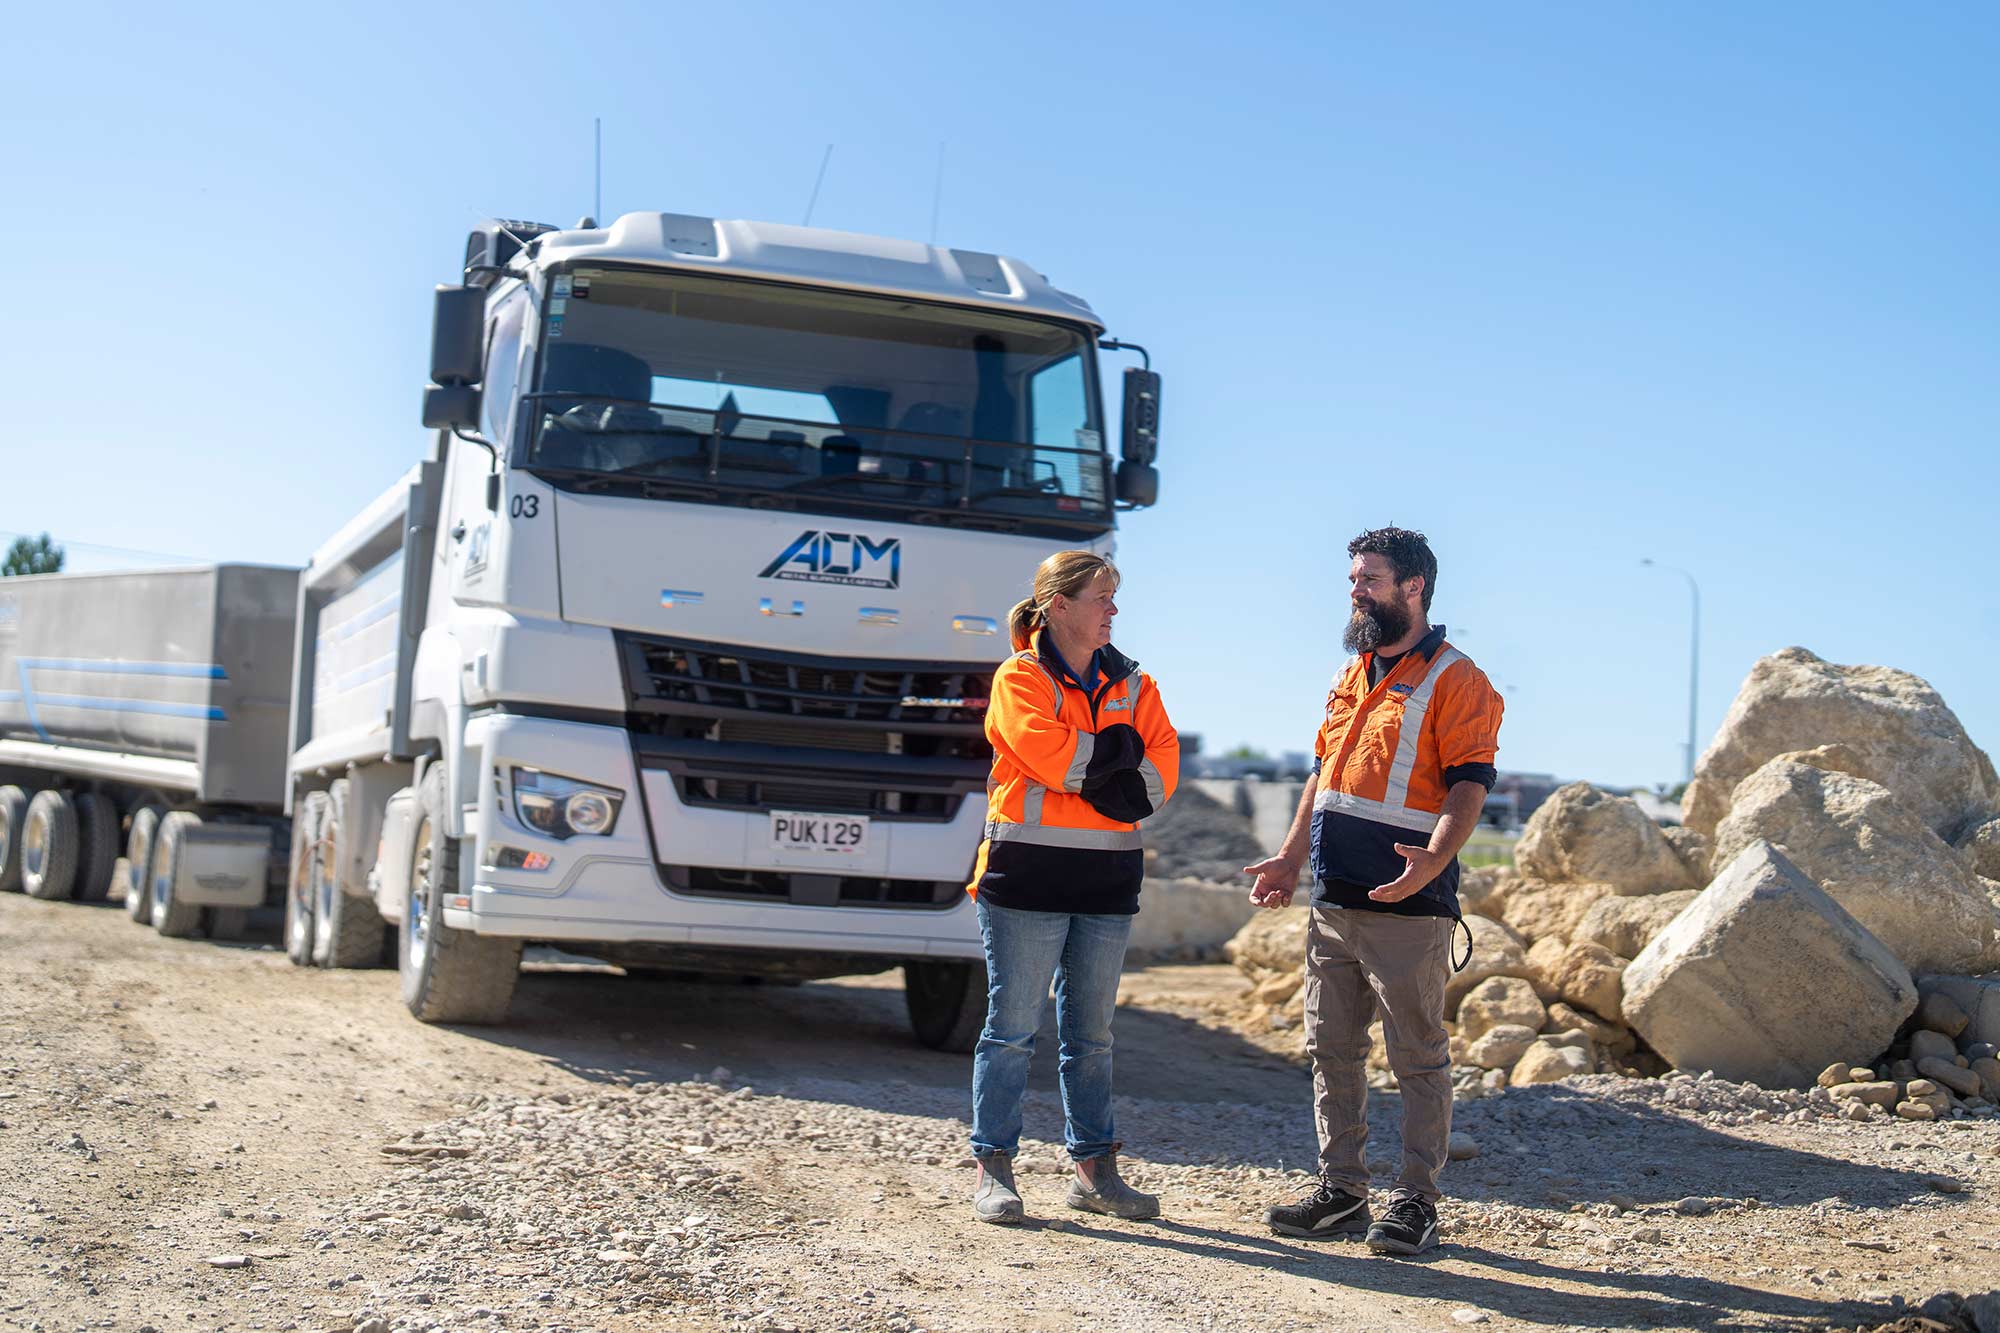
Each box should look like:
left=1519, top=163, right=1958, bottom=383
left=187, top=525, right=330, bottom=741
left=1310, top=624, right=1502, bottom=916
left=967, top=629, right=1179, bottom=915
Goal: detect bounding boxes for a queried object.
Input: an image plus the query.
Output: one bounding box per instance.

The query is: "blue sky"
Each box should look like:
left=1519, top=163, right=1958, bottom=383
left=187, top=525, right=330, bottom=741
left=6, top=4, right=1996, bottom=788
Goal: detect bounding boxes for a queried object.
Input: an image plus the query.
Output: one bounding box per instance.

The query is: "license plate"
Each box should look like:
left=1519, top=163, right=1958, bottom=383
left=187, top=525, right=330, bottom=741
left=769, top=811, right=871, bottom=855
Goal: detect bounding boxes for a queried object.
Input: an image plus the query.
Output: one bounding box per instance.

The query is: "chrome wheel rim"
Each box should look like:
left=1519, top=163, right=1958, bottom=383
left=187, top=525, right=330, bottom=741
left=22, top=814, right=44, bottom=877
left=408, top=817, right=433, bottom=969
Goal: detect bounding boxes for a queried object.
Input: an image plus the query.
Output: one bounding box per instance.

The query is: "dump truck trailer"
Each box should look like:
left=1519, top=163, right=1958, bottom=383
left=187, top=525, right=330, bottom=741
left=4, top=210, right=1164, bottom=1052
left=0, top=565, right=299, bottom=934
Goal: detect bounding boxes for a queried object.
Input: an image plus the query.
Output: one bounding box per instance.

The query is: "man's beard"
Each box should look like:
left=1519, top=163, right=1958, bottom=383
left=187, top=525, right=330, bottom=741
left=1343, top=597, right=1412, bottom=654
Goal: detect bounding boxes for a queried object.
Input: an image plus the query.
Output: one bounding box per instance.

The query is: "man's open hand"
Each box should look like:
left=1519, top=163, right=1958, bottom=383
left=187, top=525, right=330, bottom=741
left=1370, top=842, right=1447, bottom=903
left=1244, top=854, right=1299, bottom=909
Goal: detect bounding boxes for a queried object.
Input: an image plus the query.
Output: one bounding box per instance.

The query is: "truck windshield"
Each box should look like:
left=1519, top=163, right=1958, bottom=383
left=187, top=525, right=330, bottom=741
left=519, top=266, right=1111, bottom=532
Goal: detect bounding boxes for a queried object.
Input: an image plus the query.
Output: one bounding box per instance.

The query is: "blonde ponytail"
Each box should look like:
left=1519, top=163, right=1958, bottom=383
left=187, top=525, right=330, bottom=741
left=1009, top=551, right=1120, bottom=650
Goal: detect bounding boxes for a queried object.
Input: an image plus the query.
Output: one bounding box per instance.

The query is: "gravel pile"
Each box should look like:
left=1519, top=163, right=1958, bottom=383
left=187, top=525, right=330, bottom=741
left=1144, top=783, right=1267, bottom=883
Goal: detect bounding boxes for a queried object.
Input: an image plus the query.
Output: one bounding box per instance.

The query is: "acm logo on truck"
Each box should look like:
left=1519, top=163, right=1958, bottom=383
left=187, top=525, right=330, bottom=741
left=759, top=531, right=901, bottom=590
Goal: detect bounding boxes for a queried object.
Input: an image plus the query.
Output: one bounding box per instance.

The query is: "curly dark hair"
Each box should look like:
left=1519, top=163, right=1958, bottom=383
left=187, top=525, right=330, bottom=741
left=1348, top=526, right=1437, bottom=613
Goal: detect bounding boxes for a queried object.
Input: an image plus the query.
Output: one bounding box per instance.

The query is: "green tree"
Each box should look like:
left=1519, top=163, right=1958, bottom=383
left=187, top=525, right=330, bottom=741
left=2, top=533, right=64, bottom=576
left=1221, top=743, right=1269, bottom=761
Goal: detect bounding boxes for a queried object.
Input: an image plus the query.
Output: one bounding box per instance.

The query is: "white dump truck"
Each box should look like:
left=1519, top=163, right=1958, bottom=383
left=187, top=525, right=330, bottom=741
left=3, top=211, right=1163, bottom=1049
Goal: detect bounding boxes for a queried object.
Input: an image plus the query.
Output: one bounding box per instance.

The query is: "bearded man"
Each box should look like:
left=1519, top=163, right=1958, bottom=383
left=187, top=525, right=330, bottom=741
left=1245, top=527, right=1504, bottom=1255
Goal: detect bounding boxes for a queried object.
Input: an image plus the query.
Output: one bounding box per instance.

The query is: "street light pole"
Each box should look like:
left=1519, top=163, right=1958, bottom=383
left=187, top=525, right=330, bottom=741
left=1641, top=559, right=1700, bottom=783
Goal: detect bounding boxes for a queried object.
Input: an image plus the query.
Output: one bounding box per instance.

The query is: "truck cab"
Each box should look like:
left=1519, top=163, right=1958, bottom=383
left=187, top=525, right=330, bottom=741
left=285, top=212, right=1162, bottom=1048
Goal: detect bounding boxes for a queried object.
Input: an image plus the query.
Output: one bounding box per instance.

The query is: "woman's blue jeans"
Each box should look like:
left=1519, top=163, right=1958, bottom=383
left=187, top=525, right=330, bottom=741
left=969, top=899, right=1133, bottom=1163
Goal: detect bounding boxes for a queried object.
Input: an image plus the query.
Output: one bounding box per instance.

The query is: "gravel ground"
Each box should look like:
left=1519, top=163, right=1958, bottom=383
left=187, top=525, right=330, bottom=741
left=2, top=892, right=1996, bottom=1333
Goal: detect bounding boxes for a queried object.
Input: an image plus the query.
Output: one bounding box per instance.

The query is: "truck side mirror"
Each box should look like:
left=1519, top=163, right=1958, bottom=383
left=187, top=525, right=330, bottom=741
left=1119, top=368, right=1160, bottom=466
left=1115, top=461, right=1159, bottom=507
left=430, top=285, right=486, bottom=387
left=421, top=384, right=482, bottom=431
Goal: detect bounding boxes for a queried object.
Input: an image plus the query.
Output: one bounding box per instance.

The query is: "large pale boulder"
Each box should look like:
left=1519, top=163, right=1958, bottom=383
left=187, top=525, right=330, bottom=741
left=1454, top=975, right=1547, bottom=1041
left=1551, top=941, right=1627, bottom=1023
left=1709, top=757, right=2000, bottom=973
left=1515, top=783, right=1697, bottom=895
left=1444, top=915, right=1532, bottom=1018
left=1623, top=841, right=1918, bottom=1088
left=1129, top=877, right=1259, bottom=961
left=1573, top=891, right=1698, bottom=960
left=1523, top=936, right=1568, bottom=1001
left=1225, top=906, right=1307, bottom=975
left=1682, top=647, right=2000, bottom=844
left=1499, top=877, right=1615, bottom=946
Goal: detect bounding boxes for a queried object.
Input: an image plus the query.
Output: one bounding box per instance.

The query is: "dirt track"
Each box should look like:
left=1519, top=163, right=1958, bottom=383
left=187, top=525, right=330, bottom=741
left=2, top=891, right=1995, bottom=1333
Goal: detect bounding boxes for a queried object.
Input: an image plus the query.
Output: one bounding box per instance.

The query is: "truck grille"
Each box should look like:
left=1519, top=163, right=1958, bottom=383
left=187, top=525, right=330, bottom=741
left=619, top=633, right=993, bottom=736
left=674, top=776, right=959, bottom=820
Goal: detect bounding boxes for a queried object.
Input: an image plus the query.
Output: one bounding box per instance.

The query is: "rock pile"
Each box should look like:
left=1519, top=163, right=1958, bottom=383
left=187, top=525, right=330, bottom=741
left=1224, top=646, right=2000, bottom=1100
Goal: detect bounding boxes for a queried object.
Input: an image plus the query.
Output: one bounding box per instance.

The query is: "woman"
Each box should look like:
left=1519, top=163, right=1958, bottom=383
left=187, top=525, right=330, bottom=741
left=965, top=550, right=1179, bottom=1225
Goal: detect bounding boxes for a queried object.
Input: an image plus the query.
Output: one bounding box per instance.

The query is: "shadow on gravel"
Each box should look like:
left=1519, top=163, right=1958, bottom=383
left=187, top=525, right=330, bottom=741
left=457, top=968, right=1956, bottom=1222
left=463, top=963, right=1307, bottom=1109
left=1063, top=1216, right=1882, bottom=1330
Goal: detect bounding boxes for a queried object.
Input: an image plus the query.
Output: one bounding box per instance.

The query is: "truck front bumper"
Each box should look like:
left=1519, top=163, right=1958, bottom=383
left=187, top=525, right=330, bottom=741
left=450, top=712, right=983, bottom=960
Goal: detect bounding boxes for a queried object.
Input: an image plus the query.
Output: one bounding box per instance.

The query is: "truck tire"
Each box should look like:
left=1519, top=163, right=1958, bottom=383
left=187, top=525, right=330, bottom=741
left=124, top=806, right=164, bottom=922
left=21, top=790, right=80, bottom=901
left=904, top=958, right=989, bottom=1053
left=0, top=786, right=33, bottom=893
left=284, top=794, right=324, bottom=966
left=148, top=812, right=205, bottom=938
left=399, top=767, right=519, bottom=1024
left=312, top=779, right=387, bottom=969
left=72, top=793, right=121, bottom=902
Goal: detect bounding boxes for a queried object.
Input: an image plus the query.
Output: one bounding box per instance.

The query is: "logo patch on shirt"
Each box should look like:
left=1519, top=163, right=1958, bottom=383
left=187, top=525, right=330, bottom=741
left=1388, top=683, right=1416, bottom=697
left=1101, top=696, right=1134, bottom=713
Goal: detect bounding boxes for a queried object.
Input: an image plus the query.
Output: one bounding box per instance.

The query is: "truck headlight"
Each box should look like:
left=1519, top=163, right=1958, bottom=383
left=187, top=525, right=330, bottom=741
left=511, top=767, right=624, bottom=840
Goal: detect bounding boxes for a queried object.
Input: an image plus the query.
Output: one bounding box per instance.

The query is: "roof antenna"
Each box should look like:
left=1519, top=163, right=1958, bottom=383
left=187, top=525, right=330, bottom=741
left=802, top=144, right=834, bottom=226
left=929, top=140, right=945, bottom=245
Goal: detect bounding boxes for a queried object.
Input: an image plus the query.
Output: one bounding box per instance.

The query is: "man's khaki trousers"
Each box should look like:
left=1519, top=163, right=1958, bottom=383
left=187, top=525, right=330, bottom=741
left=1302, top=905, right=1454, bottom=1201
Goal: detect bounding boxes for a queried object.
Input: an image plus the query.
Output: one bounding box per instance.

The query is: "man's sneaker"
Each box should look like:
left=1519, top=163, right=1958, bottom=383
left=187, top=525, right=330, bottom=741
left=1066, top=1152, right=1160, bottom=1220
left=1265, top=1179, right=1370, bottom=1239
left=972, top=1153, right=1024, bottom=1225
left=1365, top=1191, right=1439, bottom=1255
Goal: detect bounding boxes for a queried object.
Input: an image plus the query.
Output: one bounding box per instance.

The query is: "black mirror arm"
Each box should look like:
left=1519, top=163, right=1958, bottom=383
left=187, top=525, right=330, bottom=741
left=1098, top=338, right=1150, bottom=371
left=452, top=428, right=499, bottom=470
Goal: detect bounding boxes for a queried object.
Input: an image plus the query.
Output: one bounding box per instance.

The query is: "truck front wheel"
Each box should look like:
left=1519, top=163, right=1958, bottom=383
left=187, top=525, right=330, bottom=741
left=904, top=959, right=989, bottom=1054
left=21, top=790, right=80, bottom=901
left=399, top=768, right=520, bottom=1025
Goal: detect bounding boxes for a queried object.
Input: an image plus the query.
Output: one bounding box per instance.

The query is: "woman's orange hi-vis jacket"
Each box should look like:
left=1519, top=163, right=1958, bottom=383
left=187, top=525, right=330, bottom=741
left=966, top=628, right=1180, bottom=915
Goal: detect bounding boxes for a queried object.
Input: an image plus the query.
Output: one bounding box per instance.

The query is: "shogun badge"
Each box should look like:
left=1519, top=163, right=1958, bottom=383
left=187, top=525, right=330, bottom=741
left=759, top=531, right=902, bottom=589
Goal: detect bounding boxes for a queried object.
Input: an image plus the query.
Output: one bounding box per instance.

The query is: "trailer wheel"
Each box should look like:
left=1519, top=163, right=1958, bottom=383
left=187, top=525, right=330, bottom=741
left=904, top=958, right=989, bottom=1053
left=399, top=767, right=519, bottom=1024
left=313, top=779, right=387, bottom=969
left=0, top=786, right=30, bottom=894
left=71, top=793, right=121, bottom=902
left=148, top=812, right=205, bottom=938
left=123, top=805, right=164, bottom=918
left=285, top=794, right=324, bottom=965
left=22, top=790, right=80, bottom=902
